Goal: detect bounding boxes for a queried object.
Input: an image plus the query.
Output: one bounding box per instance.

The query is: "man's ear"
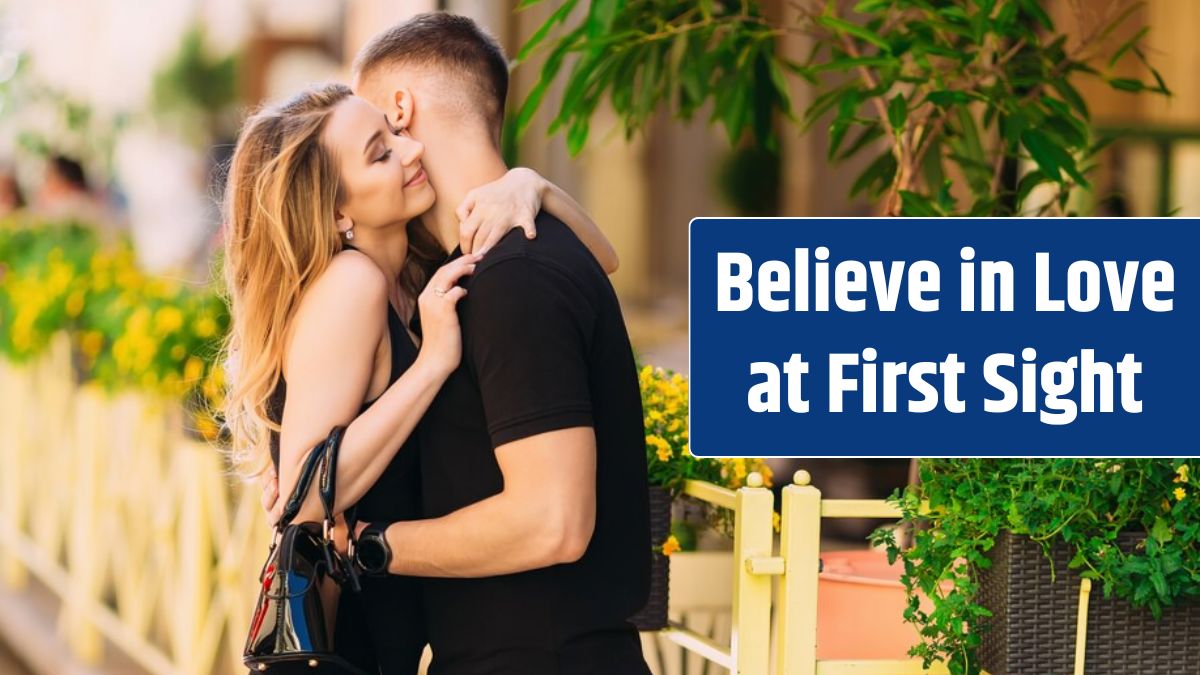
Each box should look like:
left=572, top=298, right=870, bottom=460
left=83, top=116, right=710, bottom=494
left=392, top=87, right=415, bottom=130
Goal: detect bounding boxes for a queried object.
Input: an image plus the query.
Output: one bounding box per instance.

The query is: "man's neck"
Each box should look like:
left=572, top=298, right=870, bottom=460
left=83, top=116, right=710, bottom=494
left=420, top=132, right=508, bottom=252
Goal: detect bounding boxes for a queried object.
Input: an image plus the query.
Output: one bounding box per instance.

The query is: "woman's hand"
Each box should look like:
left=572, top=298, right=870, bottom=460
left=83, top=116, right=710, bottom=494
left=415, top=253, right=481, bottom=377
left=455, top=167, right=547, bottom=255
left=332, top=515, right=351, bottom=556
left=260, top=465, right=282, bottom=527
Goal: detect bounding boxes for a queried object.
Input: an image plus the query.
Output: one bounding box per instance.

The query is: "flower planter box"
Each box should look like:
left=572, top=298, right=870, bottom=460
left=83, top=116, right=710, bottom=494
left=978, top=531, right=1200, bottom=675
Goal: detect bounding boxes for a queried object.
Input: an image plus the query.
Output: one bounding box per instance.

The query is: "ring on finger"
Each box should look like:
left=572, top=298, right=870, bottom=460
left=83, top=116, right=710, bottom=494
left=434, top=287, right=448, bottom=297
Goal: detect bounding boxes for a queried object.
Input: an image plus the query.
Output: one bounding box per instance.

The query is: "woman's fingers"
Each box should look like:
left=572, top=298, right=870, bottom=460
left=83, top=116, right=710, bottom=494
left=443, top=286, right=468, bottom=304
left=455, top=193, right=476, bottom=223
left=474, top=216, right=504, bottom=254
left=432, top=254, right=480, bottom=286
left=459, top=210, right=483, bottom=254
left=260, top=467, right=280, bottom=525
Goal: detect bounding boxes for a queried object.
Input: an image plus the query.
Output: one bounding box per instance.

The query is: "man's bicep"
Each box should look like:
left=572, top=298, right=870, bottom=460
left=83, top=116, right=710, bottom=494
left=495, top=427, right=596, bottom=517
left=465, top=260, right=596, bottom=447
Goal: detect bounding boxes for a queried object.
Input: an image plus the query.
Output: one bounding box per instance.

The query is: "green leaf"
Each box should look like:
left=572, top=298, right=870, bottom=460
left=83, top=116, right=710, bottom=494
left=584, top=0, right=620, bottom=39
left=514, top=35, right=575, bottom=139
left=815, top=16, right=891, bottom=52
left=515, top=0, right=579, bottom=62
left=1108, top=26, right=1150, bottom=68
left=899, top=190, right=943, bottom=216
left=1109, top=78, right=1146, bottom=92
left=1051, top=78, right=1090, bottom=120
left=925, top=90, right=979, bottom=106
left=853, top=0, right=893, bottom=14
left=850, top=150, right=897, bottom=197
left=837, top=123, right=885, bottom=160
left=566, top=116, right=591, bottom=155
left=935, top=179, right=955, bottom=213
left=1018, top=0, right=1054, bottom=31
left=887, top=93, right=907, bottom=134
left=1151, top=517, right=1174, bottom=544
left=1021, top=128, right=1060, bottom=179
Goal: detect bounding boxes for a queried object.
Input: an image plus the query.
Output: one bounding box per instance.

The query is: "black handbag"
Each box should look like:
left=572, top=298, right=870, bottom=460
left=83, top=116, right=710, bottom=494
left=243, top=426, right=366, bottom=673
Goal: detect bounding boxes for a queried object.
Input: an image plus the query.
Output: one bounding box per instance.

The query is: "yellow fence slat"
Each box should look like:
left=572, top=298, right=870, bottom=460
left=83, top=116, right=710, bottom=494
left=0, top=339, right=265, bottom=674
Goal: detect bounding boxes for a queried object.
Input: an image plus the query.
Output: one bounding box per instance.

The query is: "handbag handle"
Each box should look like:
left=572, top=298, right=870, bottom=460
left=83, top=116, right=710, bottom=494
left=276, top=426, right=347, bottom=530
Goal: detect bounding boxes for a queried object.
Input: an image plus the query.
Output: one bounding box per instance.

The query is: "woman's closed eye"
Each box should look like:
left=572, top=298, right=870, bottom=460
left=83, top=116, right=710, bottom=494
left=374, top=148, right=392, bottom=163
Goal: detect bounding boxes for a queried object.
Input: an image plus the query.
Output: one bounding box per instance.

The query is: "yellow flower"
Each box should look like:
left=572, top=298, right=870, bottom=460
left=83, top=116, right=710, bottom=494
left=184, top=356, right=204, bottom=383
left=1174, top=487, right=1187, bottom=501
left=772, top=512, right=781, bottom=533
left=647, top=434, right=673, bottom=462
left=80, top=331, right=103, bottom=358
left=65, top=290, right=86, bottom=318
left=154, top=306, right=184, bottom=334
left=194, top=414, right=220, bottom=441
left=1175, top=465, right=1189, bottom=484
left=193, top=315, right=217, bottom=339
left=660, top=535, right=681, bottom=557
left=171, top=344, right=187, bottom=360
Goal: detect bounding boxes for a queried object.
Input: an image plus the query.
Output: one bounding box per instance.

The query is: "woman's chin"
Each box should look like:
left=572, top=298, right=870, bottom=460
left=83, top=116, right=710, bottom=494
left=412, top=185, right=436, bottom=214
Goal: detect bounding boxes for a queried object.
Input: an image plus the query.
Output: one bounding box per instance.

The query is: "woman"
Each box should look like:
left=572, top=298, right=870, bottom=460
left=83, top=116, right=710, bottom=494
left=222, top=83, right=617, bottom=673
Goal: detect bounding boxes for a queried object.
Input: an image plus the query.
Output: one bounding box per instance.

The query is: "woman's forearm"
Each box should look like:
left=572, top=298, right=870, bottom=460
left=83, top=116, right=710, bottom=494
left=290, top=354, right=447, bottom=522
left=541, top=181, right=620, bottom=274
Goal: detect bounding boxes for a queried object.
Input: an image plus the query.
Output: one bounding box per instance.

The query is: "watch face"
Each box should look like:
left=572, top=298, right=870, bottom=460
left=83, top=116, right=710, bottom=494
left=358, top=536, right=386, bottom=571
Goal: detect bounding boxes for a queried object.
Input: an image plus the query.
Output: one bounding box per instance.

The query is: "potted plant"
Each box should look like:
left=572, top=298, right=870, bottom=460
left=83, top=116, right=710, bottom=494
left=632, top=364, right=773, bottom=630
left=871, top=458, right=1199, bottom=674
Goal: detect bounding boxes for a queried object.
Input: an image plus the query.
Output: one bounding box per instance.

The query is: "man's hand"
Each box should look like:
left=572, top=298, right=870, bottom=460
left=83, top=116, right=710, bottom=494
left=259, top=465, right=283, bottom=527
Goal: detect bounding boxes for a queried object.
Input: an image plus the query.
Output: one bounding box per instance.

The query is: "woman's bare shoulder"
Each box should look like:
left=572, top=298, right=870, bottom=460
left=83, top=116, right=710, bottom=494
left=286, top=249, right=389, bottom=364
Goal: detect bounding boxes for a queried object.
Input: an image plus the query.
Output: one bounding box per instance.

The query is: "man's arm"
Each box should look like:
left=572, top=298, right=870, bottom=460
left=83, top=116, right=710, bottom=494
left=379, top=426, right=596, bottom=577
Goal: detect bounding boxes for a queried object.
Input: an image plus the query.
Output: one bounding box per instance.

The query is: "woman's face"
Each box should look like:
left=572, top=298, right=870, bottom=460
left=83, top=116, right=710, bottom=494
left=323, top=95, right=435, bottom=233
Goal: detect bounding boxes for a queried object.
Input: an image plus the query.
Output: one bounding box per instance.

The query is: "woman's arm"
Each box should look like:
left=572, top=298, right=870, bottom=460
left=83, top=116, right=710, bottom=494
left=277, top=250, right=475, bottom=523
left=456, top=168, right=620, bottom=274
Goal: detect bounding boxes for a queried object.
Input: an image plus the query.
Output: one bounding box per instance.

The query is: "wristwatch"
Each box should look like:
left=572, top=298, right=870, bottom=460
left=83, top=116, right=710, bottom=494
left=354, top=523, right=392, bottom=576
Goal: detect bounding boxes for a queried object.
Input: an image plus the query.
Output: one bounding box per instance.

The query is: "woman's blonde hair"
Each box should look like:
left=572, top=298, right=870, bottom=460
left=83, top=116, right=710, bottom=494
left=219, top=83, right=352, bottom=477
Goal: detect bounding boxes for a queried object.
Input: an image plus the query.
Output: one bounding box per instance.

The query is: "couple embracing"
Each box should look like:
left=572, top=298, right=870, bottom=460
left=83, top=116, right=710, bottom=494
left=224, top=12, right=652, bottom=675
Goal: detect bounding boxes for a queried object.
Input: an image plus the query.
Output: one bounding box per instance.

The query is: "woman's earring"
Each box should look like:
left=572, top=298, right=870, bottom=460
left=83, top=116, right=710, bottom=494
left=344, top=227, right=355, bottom=241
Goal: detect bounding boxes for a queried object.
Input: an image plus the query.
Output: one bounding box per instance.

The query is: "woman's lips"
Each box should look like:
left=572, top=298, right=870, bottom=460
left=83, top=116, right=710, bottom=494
left=404, top=167, right=427, bottom=188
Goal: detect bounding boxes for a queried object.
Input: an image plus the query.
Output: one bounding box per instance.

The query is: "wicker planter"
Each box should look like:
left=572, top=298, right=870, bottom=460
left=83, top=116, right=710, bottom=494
left=630, top=486, right=671, bottom=630
left=978, top=530, right=1200, bottom=675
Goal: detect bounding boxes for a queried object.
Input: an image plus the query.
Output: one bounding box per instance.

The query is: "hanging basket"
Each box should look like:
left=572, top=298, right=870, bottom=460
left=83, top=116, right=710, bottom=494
left=629, top=486, right=671, bottom=631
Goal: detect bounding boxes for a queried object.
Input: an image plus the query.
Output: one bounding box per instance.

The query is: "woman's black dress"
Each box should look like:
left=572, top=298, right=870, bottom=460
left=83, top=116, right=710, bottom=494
left=268, top=300, right=427, bottom=674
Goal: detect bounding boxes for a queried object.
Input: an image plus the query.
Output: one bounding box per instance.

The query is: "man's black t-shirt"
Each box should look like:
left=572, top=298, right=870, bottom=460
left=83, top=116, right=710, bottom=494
left=416, top=213, right=650, bottom=672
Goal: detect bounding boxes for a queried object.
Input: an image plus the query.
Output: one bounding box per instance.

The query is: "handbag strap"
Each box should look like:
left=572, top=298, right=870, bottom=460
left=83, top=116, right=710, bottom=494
left=314, top=426, right=362, bottom=591
left=276, top=441, right=326, bottom=529
left=317, top=426, right=345, bottom=527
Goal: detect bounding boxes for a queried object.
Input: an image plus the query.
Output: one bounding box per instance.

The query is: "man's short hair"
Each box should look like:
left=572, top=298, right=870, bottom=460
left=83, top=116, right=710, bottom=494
left=353, top=12, right=509, bottom=137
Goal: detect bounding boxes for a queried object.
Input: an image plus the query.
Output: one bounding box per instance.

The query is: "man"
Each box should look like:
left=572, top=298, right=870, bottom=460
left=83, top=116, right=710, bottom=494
left=269, top=12, right=652, bottom=674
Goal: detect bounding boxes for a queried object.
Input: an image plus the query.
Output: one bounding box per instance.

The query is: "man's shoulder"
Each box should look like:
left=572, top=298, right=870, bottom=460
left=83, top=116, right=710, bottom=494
left=470, top=211, right=596, bottom=285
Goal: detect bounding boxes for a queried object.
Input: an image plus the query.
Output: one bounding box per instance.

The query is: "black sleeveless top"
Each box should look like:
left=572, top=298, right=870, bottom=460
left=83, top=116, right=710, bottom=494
left=266, top=297, right=423, bottom=523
